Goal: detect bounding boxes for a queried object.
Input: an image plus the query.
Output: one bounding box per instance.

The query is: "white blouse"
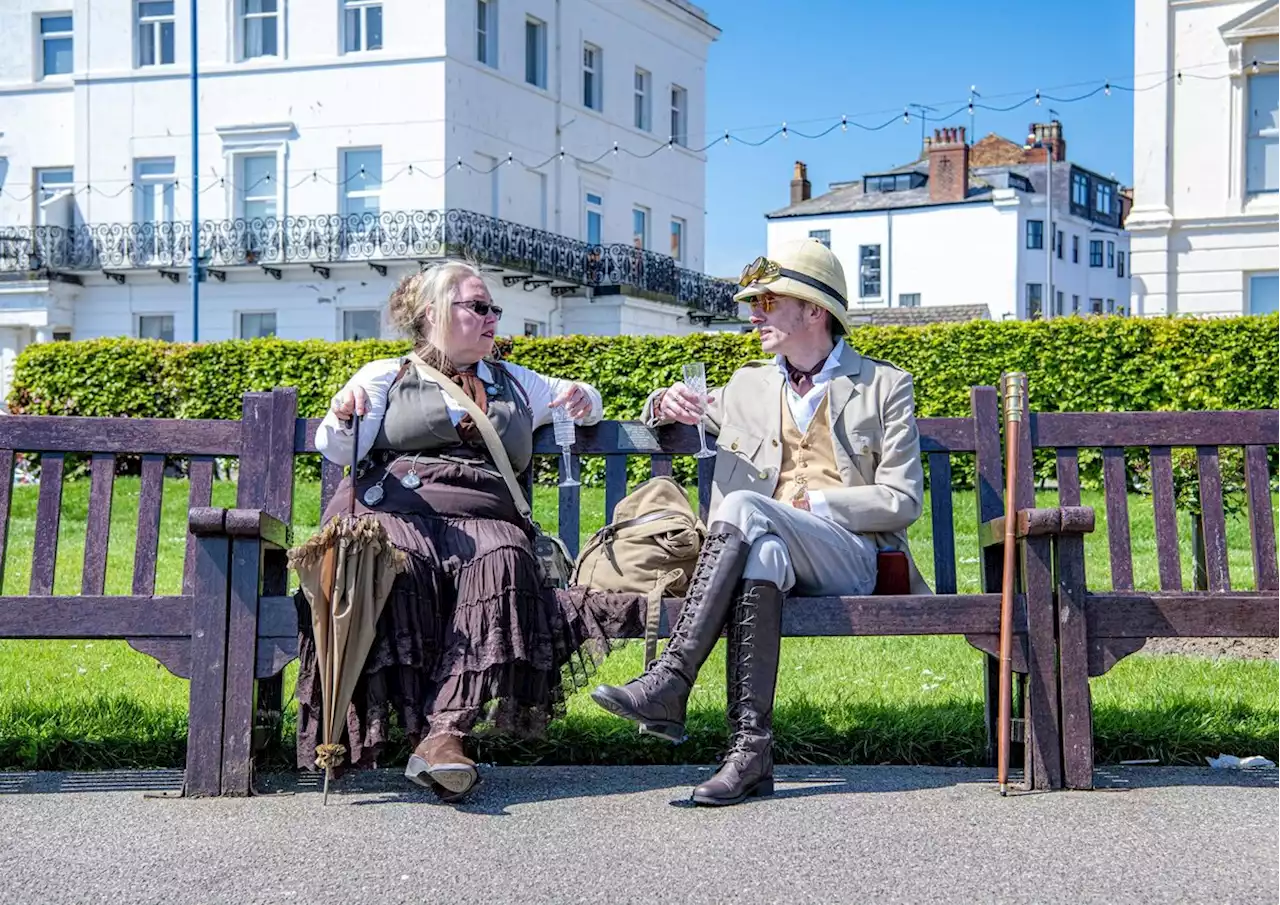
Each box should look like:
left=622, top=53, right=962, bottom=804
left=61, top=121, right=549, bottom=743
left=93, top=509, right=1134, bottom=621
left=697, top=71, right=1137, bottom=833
left=314, top=357, right=604, bottom=465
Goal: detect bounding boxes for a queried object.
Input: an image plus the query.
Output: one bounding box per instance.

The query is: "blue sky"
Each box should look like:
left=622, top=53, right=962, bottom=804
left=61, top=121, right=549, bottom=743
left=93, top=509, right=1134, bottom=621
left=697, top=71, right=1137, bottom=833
left=697, top=0, right=1137, bottom=276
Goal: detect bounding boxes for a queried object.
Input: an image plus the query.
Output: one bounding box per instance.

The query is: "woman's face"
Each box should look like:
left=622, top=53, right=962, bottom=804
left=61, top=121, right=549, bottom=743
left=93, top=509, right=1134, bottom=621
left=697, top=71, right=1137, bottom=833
left=431, top=275, right=499, bottom=365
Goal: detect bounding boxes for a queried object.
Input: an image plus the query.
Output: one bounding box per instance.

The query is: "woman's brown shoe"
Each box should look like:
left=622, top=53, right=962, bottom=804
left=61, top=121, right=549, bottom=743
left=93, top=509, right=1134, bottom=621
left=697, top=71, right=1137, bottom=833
left=405, top=734, right=479, bottom=798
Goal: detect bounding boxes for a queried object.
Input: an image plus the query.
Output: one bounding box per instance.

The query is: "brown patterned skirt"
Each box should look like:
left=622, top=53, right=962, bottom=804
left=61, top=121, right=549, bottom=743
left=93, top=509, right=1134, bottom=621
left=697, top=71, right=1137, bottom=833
left=295, top=458, right=645, bottom=769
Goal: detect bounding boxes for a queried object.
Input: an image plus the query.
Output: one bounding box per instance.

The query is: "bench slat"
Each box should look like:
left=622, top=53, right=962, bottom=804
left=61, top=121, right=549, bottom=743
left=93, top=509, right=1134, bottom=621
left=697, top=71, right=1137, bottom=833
left=604, top=456, right=628, bottom=523
left=81, top=454, right=116, bottom=595
left=650, top=455, right=673, bottom=479
left=1034, top=410, right=1278, bottom=448
left=3, top=416, right=243, bottom=455
left=1102, top=447, right=1134, bottom=591
left=696, top=456, right=714, bottom=525
left=1196, top=446, right=1231, bottom=592
left=1054, top=445, right=1093, bottom=789
left=1086, top=593, right=1278, bottom=638
left=558, top=454, right=581, bottom=559
left=183, top=457, right=216, bottom=596
left=1056, top=448, right=1081, bottom=506
left=928, top=452, right=956, bottom=595
left=0, top=595, right=192, bottom=637
left=1149, top=446, right=1182, bottom=591
left=320, top=458, right=343, bottom=519
left=1245, top=445, right=1278, bottom=592
left=0, top=449, right=14, bottom=589
left=30, top=453, right=64, bottom=596
left=131, top=454, right=166, bottom=596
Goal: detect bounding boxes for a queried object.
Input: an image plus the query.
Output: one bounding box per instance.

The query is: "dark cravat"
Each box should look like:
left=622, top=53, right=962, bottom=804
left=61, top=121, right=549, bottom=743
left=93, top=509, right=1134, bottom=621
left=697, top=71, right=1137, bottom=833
left=785, top=359, right=826, bottom=396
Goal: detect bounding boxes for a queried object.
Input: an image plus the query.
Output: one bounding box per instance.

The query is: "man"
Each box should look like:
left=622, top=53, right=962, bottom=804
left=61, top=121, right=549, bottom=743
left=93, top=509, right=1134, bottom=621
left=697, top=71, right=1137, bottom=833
left=591, top=237, right=928, bottom=806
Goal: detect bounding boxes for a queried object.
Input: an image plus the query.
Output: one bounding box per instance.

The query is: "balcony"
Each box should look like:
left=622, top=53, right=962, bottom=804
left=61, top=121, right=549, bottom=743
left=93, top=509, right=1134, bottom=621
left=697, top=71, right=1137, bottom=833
left=0, top=210, right=741, bottom=324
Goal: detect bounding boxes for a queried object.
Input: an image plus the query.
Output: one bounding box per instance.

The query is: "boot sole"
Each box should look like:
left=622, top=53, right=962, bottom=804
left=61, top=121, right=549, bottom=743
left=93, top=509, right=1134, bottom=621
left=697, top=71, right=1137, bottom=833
left=589, top=688, right=687, bottom=744
left=404, top=754, right=479, bottom=795
left=691, top=777, right=774, bottom=807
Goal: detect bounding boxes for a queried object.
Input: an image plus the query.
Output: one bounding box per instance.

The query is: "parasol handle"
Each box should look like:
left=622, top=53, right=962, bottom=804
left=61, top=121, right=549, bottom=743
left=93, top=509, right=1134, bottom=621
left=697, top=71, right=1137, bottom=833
left=349, top=413, right=361, bottom=518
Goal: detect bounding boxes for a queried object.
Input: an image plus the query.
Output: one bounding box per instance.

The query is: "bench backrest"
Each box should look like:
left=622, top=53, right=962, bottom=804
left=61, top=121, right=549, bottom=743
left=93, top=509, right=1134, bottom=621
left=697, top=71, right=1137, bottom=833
left=1021, top=409, right=1279, bottom=593
left=299, top=385, right=1007, bottom=596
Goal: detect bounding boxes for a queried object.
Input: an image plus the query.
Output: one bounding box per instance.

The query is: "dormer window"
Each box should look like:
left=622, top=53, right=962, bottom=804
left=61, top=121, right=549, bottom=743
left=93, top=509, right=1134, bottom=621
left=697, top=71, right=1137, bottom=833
left=863, top=172, right=926, bottom=194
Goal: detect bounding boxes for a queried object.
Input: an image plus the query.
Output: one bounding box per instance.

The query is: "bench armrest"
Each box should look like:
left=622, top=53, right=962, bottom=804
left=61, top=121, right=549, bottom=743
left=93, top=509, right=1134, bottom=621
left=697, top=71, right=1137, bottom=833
left=189, top=507, right=292, bottom=549
left=979, top=506, right=1096, bottom=548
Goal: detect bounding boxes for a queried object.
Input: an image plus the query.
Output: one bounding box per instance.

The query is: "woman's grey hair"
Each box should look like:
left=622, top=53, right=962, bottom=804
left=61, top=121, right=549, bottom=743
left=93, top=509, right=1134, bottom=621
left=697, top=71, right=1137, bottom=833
left=387, top=260, right=486, bottom=345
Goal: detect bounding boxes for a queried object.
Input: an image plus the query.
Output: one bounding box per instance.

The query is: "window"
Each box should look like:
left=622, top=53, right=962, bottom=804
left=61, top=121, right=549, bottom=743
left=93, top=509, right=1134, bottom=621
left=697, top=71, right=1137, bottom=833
left=1105, top=298, right=1116, bottom=314
left=35, top=168, right=73, bottom=204
left=1249, top=272, right=1279, bottom=315
left=631, top=206, right=648, bottom=249
left=634, top=68, right=651, bottom=131
left=898, top=293, right=921, bottom=308
left=858, top=245, right=881, bottom=298
left=670, top=218, right=685, bottom=262
left=1089, top=239, right=1104, bottom=268
left=525, top=17, right=546, bottom=87
left=240, top=0, right=279, bottom=60
left=1026, top=283, right=1043, bottom=320
left=864, top=172, right=927, bottom=193
left=1094, top=181, right=1114, bottom=217
left=1026, top=220, right=1044, bottom=250
left=40, top=14, right=73, bottom=77
left=133, top=158, right=176, bottom=259
left=342, top=309, right=380, bottom=341
left=138, top=314, right=174, bottom=342
left=807, top=230, right=831, bottom=249
left=1247, top=71, right=1279, bottom=194
left=239, top=312, right=277, bottom=339
left=341, top=148, right=381, bottom=220
left=1106, top=240, right=1115, bottom=269
left=53, top=330, right=71, bottom=342
left=1054, top=291, right=1064, bottom=317
left=137, top=1, right=175, bottom=67
left=1055, top=229, right=1064, bottom=260
left=584, top=191, right=603, bottom=244
left=236, top=154, right=277, bottom=221
left=1071, top=171, right=1089, bottom=208
left=343, top=0, right=382, bottom=53
left=670, top=85, right=688, bottom=146
left=476, top=0, right=496, bottom=67
left=1089, top=297, right=1104, bottom=315
left=1072, top=294, right=1080, bottom=314
left=523, top=320, right=545, bottom=338
left=1118, top=250, right=1126, bottom=278
left=1072, top=234, right=1080, bottom=264
left=582, top=43, right=601, bottom=110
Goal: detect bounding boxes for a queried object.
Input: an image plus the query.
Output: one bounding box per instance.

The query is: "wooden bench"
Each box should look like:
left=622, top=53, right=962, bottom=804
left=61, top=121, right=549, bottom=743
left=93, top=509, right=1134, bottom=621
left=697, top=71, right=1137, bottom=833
left=2, top=381, right=1102, bottom=796
left=1011, top=407, right=1279, bottom=789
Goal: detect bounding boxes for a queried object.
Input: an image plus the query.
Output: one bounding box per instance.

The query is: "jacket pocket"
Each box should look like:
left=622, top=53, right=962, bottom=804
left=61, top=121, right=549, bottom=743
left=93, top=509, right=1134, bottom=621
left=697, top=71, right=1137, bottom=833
left=713, top=425, right=766, bottom=486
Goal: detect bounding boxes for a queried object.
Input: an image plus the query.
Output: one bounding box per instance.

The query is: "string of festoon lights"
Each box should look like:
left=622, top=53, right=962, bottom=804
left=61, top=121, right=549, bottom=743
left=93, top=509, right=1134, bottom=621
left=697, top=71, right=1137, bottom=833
left=1, top=57, right=1274, bottom=203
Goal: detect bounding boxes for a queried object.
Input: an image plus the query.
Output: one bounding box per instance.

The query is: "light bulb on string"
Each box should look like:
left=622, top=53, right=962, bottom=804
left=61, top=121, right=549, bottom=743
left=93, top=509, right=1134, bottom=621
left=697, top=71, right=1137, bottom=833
left=841, top=115, right=847, bottom=132
left=612, top=141, right=618, bottom=155
left=1035, top=89, right=1041, bottom=105
left=781, top=121, right=787, bottom=140
left=903, top=108, right=910, bottom=124
left=1176, top=71, right=1183, bottom=85
left=723, top=129, right=730, bottom=144
left=1104, top=82, right=1111, bottom=96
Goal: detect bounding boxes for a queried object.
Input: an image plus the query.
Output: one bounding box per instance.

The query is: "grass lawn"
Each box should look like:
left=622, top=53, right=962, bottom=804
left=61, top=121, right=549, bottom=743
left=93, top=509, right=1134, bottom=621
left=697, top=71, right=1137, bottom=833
left=1, top=476, right=1275, bottom=771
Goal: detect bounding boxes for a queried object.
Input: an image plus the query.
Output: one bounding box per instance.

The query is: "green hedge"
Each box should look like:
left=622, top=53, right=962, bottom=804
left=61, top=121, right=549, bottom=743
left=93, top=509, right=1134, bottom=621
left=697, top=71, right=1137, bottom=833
left=9, top=315, right=1278, bottom=491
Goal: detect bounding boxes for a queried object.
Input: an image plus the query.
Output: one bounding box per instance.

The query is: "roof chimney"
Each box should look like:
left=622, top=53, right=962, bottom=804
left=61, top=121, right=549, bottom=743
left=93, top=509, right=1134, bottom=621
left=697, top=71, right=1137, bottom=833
left=927, top=127, right=969, bottom=204
left=790, top=161, right=811, bottom=205
left=1025, top=120, right=1067, bottom=162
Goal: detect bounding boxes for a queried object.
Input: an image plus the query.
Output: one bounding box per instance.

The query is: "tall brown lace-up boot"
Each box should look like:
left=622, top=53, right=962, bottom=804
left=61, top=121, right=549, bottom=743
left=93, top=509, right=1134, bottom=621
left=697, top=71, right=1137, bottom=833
left=590, top=523, right=751, bottom=743
left=691, top=579, right=783, bottom=806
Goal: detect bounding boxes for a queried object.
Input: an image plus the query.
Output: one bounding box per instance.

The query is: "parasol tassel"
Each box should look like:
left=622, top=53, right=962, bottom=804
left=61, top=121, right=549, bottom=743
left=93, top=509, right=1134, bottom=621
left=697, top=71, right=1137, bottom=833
left=314, top=743, right=347, bottom=771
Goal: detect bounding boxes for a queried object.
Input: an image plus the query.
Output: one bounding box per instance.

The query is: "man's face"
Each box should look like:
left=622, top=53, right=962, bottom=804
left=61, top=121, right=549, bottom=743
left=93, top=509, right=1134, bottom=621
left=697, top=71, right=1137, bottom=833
left=747, top=292, right=812, bottom=354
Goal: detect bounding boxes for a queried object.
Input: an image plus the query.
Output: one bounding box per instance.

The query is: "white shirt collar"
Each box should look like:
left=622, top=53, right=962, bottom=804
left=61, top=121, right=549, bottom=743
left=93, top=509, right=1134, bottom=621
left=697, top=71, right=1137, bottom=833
left=774, top=338, right=847, bottom=382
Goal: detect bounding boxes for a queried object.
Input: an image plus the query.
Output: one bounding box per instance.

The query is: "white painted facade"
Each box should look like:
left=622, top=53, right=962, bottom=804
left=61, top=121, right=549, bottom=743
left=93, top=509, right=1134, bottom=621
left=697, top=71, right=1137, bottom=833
left=0, top=0, right=724, bottom=404
left=1129, top=0, right=1279, bottom=317
left=767, top=174, right=1132, bottom=322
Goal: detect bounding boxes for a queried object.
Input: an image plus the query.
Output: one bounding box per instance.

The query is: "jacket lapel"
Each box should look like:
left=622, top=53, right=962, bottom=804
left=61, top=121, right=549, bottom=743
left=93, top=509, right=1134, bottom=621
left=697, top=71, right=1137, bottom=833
left=826, top=343, right=865, bottom=429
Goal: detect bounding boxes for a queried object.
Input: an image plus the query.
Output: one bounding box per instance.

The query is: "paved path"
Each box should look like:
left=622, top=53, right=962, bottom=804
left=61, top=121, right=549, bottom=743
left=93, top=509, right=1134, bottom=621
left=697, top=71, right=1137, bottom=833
left=2, top=766, right=1276, bottom=904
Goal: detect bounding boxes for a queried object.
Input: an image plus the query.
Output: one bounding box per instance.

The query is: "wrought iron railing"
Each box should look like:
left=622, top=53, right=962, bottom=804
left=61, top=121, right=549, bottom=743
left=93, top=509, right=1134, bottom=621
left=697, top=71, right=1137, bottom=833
left=0, top=209, right=739, bottom=319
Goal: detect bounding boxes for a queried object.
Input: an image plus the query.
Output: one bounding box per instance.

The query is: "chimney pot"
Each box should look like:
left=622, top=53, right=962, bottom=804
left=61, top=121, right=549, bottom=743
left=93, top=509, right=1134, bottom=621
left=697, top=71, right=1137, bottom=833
left=928, top=126, right=970, bottom=204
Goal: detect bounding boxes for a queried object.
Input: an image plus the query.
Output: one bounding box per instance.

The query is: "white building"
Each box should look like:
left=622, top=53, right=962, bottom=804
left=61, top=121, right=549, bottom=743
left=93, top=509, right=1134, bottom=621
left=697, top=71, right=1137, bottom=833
left=765, top=123, right=1132, bottom=324
left=0, top=0, right=736, bottom=404
left=1129, top=0, right=1278, bottom=317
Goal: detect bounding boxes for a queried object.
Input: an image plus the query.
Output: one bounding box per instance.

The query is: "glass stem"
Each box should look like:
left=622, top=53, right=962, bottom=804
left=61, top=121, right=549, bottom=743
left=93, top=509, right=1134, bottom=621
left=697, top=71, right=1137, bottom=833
left=561, top=446, right=573, bottom=483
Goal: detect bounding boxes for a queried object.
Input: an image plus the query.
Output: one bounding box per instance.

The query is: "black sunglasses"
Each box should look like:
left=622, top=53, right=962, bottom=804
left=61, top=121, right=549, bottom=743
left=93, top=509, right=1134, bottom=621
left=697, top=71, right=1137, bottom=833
left=454, top=301, right=503, bottom=319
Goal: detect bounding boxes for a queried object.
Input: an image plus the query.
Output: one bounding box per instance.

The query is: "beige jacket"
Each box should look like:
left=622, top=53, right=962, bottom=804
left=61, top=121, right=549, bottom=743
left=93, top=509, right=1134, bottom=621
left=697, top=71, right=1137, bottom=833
left=643, top=343, right=930, bottom=595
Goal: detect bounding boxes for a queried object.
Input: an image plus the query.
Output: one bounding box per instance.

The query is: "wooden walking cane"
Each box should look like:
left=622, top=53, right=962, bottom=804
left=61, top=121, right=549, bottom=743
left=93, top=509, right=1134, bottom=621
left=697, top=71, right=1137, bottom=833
left=997, top=372, right=1026, bottom=797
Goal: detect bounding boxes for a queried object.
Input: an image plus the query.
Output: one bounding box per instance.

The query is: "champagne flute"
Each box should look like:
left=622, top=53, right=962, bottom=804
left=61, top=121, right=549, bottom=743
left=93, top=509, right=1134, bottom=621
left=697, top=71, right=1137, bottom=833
left=682, top=362, right=716, bottom=459
left=552, top=405, right=580, bottom=488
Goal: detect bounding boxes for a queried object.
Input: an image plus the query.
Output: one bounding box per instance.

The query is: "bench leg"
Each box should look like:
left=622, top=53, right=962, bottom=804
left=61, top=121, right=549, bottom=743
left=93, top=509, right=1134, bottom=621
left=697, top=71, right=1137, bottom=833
left=982, top=653, right=1000, bottom=767
left=1056, top=533, right=1094, bottom=789
left=186, top=533, right=232, bottom=798
left=221, top=536, right=263, bottom=796
left=1022, top=535, right=1063, bottom=790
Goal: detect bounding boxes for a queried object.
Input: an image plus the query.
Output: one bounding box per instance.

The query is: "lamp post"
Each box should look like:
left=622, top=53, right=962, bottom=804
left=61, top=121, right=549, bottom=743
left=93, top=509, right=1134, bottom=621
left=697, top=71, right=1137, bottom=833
left=188, top=0, right=200, bottom=342
left=1024, top=111, right=1060, bottom=320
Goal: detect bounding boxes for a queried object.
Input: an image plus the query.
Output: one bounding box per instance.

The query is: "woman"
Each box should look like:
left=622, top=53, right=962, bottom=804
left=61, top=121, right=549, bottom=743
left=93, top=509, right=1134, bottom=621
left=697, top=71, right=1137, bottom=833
left=297, top=261, right=641, bottom=802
